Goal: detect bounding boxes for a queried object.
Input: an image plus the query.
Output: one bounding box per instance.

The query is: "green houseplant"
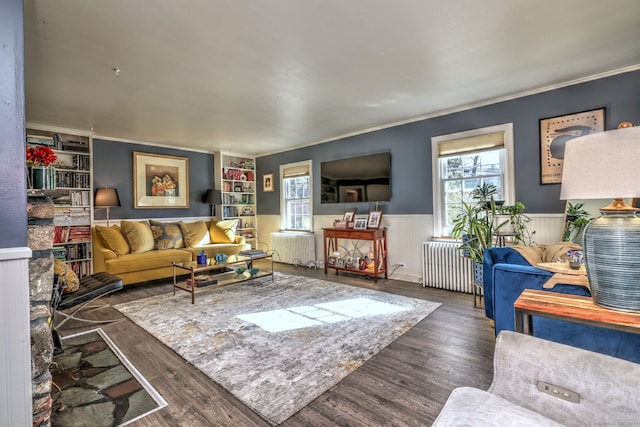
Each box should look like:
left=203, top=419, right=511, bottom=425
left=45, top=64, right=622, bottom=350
left=562, top=202, right=592, bottom=243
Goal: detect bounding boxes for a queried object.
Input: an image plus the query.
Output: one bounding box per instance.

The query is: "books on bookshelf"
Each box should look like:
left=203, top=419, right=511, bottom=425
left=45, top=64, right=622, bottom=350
left=54, top=226, right=91, bottom=243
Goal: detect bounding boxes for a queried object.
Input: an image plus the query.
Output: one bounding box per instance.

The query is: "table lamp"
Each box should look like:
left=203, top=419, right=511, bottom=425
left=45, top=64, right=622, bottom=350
left=560, top=125, right=640, bottom=312
left=94, top=187, right=121, bottom=227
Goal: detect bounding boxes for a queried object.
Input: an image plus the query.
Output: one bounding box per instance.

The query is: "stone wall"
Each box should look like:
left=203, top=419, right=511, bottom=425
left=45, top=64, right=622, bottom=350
left=28, top=193, right=56, bottom=427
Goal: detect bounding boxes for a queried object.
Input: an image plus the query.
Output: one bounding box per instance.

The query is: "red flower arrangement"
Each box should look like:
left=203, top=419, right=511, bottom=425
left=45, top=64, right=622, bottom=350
left=26, top=145, right=57, bottom=167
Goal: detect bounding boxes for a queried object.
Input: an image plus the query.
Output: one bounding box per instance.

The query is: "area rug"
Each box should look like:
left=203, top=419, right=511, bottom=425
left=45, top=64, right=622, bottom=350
left=114, top=273, right=440, bottom=425
left=51, top=328, right=167, bottom=427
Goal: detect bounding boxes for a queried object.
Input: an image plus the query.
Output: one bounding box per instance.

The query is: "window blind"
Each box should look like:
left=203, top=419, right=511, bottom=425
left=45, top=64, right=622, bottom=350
left=438, top=132, right=505, bottom=157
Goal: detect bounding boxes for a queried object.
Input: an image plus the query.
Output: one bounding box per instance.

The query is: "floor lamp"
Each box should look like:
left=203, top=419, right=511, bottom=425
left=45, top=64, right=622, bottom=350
left=560, top=125, right=640, bottom=311
left=94, top=188, right=121, bottom=226
left=204, top=189, right=221, bottom=217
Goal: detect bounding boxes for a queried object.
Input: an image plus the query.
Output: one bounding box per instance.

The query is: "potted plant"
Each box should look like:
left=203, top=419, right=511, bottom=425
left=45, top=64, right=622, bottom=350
left=494, top=201, right=536, bottom=246
left=562, top=202, right=592, bottom=244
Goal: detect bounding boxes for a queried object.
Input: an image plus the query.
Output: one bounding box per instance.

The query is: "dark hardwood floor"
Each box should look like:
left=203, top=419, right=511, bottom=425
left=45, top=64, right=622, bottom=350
left=58, top=263, right=496, bottom=426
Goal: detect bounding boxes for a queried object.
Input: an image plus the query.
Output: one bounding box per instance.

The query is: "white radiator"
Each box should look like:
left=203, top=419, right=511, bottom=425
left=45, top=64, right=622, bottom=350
left=422, top=241, right=474, bottom=293
left=270, top=232, right=316, bottom=266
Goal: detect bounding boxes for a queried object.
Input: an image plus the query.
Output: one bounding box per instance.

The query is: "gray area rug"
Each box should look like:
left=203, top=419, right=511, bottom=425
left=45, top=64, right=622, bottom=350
left=114, top=273, right=440, bottom=425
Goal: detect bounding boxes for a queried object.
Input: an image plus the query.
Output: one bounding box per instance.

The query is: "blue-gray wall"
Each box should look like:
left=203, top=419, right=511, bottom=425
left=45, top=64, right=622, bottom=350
left=257, top=69, right=640, bottom=216
left=1, top=0, right=27, bottom=248
left=93, top=139, right=215, bottom=220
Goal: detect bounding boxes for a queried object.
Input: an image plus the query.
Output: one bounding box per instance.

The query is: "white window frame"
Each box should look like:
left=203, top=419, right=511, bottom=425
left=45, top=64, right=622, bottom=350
left=431, top=123, right=515, bottom=238
left=279, top=160, right=313, bottom=231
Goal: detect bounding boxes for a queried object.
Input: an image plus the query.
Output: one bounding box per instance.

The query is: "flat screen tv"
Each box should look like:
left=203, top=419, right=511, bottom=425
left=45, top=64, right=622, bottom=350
left=320, top=152, right=391, bottom=203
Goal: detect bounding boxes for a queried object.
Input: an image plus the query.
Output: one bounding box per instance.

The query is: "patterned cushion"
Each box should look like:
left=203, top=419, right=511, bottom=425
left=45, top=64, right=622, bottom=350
left=95, top=225, right=130, bottom=255
left=120, top=220, right=155, bottom=253
left=179, top=220, right=212, bottom=247
left=149, top=220, right=184, bottom=250
left=54, top=258, right=80, bottom=293
left=213, top=219, right=239, bottom=243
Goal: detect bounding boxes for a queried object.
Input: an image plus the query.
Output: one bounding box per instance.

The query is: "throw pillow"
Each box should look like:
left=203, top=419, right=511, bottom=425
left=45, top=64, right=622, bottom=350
left=54, top=259, right=80, bottom=293
left=209, top=220, right=233, bottom=243
left=120, top=220, right=155, bottom=253
left=95, top=225, right=130, bottom=255
left=543, top=242, right=582, bottom=263
left=212, top=219, right=239, bottom=243
left=179, top=220, right=211, bottom=247
left=149, top=220, right=184, bottom=250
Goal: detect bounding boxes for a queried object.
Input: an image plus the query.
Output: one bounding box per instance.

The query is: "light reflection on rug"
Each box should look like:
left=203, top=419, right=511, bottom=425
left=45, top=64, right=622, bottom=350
left=114, top=273, right=440, bottom=425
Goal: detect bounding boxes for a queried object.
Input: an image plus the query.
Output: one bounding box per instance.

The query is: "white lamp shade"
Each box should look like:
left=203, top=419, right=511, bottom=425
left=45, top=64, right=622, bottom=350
left=560, top=126, right=640, bottom=200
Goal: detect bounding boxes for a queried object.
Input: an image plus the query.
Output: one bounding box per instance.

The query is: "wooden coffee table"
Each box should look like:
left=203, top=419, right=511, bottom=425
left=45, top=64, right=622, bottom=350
left=173, top=253, right=273, bottom=304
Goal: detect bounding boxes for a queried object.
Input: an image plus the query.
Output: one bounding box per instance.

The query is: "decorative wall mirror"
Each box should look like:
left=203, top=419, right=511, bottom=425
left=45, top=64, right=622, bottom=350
left=561, top=199, right=634, bottom=245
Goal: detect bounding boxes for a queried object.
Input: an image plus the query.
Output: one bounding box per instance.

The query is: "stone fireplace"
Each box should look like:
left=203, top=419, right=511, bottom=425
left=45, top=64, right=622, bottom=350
left=28, top=192, right=57, bottom=427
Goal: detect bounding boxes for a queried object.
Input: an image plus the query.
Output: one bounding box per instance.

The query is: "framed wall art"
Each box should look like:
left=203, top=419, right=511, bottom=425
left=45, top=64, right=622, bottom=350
left=539, top=107, right=605, bottom=184
left=133, top=151, right=189, bottom=208
left=263, top=173, right=274, bottom=192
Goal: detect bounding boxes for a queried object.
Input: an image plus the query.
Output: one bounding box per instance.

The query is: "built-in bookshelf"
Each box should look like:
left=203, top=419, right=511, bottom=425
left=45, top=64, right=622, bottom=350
left=215, top=153, right=257, bottom=248
left=27, top=127, right=93, bottom=278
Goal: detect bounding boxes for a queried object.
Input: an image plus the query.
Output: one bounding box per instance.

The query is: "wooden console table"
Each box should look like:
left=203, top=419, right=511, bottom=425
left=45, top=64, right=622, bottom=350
left=514, top=289, right=640, bottom=335
left=323, top=228, right=387, bottom=282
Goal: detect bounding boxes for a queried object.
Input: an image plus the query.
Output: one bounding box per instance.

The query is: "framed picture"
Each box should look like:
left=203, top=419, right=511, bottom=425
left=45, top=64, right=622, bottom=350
left=353, top=215, right=368, bottom=230
left=343, top=211, right=355, bottom=222
left=336, top=258, right=346, bottom=268
left=133, top=151, right=189, bottom=208
left=367, top=211, right=383, bottom=229
left=263, top=173, right=274, bottom=192
left=539, top=108, right=605, bottom=184
left=327, top=256, right=337, bottom=266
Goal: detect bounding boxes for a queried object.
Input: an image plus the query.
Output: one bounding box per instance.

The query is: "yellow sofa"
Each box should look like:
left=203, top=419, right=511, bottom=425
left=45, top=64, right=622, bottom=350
left=92, top=219, right=246, bottom=285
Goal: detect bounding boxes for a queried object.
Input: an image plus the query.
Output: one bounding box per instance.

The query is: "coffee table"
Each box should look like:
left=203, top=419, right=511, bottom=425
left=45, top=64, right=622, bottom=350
left=173, top=253, right=273, bottom=303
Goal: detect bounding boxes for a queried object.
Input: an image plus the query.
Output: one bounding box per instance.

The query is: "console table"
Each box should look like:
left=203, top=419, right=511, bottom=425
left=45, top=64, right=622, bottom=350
left=514, top=289, right=640, bottom=335
left=323, top=228, right=387, bottom=282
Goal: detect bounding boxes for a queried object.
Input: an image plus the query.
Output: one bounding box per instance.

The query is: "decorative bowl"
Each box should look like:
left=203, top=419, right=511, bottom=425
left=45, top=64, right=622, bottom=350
left=234, top=267, right=247, bottom=276
left=247, top=268, right=260, bottom=277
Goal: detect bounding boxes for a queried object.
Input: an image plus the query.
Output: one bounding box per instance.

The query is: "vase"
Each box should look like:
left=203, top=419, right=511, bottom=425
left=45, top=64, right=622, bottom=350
left=32, top=166, right=47, bottom=189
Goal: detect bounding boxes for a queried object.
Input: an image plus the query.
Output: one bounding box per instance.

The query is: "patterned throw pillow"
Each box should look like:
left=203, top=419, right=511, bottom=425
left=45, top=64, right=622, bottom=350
left=211, top=219, right=239, bottom=243
left=149, top=221, right=184, bottom=250
left=179, top=221, right=212, bottom=247
left=95, top=225, right=130, bottom=255
left=54, top=258, right=80, bottom=293
left=120, top=220, right=155, bottom=253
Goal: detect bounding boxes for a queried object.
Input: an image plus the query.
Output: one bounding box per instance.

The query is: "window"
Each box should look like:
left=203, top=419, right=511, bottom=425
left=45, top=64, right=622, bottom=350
left=280, top=160, right=312, bottom=231
left=432, top=123, right=514, bottom=237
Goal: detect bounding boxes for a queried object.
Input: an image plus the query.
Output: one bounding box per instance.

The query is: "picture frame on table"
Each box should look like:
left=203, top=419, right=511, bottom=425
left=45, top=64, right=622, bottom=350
left=539, top=107, right=605, bottom=185
left=263, top=173, right=274, bottom=192
left=367, top=211, right=383, bottom=229
left=353, top=215, right=368, bottom=230
left=336, top=258, right=346, bottom=268
left=133, top=151, right=189, bottom=209
left=327, top=256, right=337, bottom=266
left=343, top=211, right=355, bottom=222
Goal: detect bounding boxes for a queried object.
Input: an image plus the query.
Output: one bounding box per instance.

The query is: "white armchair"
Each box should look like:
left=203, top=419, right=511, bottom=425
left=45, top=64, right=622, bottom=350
left=433, top=331, right=640, bottom=426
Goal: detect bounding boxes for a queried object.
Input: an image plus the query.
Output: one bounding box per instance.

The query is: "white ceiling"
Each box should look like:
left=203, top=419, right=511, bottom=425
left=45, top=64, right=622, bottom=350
left=24, top=0, right=640, bottom=156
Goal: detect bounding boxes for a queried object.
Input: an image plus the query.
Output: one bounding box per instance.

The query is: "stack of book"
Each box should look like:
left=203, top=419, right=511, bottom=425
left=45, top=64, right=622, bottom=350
left=239, top=249, right=267, bottom=258
left=185, top=277, right=218, bottom=288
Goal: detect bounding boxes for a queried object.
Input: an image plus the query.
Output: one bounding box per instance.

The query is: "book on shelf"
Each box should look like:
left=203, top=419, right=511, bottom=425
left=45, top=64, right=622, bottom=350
left=27, top=135, right=54, bottom=146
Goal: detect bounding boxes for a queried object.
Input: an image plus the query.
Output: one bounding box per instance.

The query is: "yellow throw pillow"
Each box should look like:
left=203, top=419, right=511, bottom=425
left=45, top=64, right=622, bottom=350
left=179, top=220, right=211, bottom=247
left=54, top=258, right=80, bottom=293
left=120, top=220, right=155, bottom=253
left=212, top=219, right=239, bottom=243
left=209, top=220, right=232, bottom=243
left=95, top=225, right=130, bottom=255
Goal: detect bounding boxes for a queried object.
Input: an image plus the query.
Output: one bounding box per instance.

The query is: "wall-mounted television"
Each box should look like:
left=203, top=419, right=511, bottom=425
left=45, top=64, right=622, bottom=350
left=320, top=152, right=391, bottom=203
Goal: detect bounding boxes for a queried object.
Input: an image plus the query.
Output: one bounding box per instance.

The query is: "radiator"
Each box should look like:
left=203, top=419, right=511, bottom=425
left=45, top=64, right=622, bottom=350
left=270, top=232, right=316, bottom=265
left=422, top=241, right=474, bottom=293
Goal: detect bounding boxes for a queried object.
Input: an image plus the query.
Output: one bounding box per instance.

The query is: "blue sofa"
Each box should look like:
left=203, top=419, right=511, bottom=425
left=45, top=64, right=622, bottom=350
left=483, top=247, right=640, bottom=363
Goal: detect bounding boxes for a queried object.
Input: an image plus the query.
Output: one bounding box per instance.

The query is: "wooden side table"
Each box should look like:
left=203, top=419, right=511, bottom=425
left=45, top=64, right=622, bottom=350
left=514, top=289, right=640, bottom=335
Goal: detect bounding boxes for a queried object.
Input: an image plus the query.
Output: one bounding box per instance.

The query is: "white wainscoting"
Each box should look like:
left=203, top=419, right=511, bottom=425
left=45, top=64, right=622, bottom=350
left=257, top=213, right=565, bottom=285
left=0, top=247, right=33, bottom=427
